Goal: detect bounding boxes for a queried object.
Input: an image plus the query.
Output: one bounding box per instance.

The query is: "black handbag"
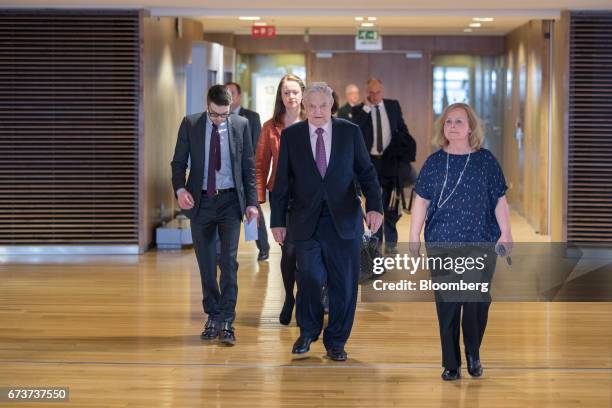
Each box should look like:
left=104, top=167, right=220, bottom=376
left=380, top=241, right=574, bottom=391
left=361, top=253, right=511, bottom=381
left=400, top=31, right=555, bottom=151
left=358, top=208, right=381, bottom=283
left=359, top=231, right=380, bottom=283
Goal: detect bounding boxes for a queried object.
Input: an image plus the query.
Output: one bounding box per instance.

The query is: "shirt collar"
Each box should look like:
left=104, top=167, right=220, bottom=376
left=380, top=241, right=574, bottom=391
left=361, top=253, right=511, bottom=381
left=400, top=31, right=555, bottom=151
left=308, top=119, right=332, bottom=137
left=232, top=106, right=241, bottom=115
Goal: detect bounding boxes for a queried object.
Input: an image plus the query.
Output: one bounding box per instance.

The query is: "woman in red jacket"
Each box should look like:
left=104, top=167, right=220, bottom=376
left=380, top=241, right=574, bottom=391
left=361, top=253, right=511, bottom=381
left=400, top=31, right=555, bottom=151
left=255, top=74, right=306, bottom=325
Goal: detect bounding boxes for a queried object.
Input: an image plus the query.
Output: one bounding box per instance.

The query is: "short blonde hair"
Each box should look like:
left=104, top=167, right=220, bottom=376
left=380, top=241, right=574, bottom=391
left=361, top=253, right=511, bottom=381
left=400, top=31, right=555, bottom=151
left=433, top=103, right=484, bottom=150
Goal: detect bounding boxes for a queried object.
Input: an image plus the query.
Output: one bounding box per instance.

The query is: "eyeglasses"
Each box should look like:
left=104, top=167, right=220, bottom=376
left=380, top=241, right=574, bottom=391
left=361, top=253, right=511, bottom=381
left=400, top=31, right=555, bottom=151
left=208, top=111, right=230, bottom=119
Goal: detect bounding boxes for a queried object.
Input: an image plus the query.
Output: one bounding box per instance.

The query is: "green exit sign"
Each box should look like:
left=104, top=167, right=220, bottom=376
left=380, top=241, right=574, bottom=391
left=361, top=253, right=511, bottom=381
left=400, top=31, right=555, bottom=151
left=357, top=29, right=379, bottom=40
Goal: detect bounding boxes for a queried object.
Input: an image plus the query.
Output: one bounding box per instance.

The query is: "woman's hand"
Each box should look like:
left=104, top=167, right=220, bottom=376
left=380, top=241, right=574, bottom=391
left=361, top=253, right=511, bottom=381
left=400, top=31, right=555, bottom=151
left=408, top=237, right=421, bottom=257
left=496, top=231, right=513, bottom=257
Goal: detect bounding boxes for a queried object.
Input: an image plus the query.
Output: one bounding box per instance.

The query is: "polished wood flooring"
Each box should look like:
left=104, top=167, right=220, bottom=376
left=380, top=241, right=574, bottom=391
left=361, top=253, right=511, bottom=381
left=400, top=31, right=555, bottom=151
left=1, top=207, right=611, bottom=407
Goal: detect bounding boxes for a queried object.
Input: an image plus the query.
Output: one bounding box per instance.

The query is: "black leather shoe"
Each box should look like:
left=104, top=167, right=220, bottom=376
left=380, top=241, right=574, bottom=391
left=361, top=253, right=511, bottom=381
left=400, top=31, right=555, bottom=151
left=200, top=318, right=220, bottom=341
left=441, top=368, right=461, bottom=381
left=466, top=354, right=483, bottom=377
left=257, top=249, right=269, bottom=261
left=326, top=348, right=348, bottom=361
left=292, top=336, right=317, bottom=354
left=219, top=322, right=236, bottom=346
left=279, top=297, right=295, bottom=326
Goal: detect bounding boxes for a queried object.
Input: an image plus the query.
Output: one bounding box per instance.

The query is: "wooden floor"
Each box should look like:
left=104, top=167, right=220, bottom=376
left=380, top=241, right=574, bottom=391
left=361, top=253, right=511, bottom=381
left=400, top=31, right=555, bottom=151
left=1, top=207, right=611, bottom=407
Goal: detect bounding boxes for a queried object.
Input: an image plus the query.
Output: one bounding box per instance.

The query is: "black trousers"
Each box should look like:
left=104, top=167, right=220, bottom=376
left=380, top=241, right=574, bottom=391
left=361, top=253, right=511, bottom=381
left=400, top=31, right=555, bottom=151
left=190, top=191, right=242, bottom=323
left=255, top=204, right=270, bottom=253
left=268, top=194, right=297, bottom=303
left=294, top=204, right=361, bottom=350
left=429, top=245, right=497, bottom=369
left=370, top=156, right=400, bottom=244
left=435, top=301, right=490, bottom=369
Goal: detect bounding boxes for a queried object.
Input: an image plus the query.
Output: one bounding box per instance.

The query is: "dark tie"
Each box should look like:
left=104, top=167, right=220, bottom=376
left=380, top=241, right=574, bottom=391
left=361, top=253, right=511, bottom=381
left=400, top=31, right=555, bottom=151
left=375, top=105, right=383, bottom=154
left=207, top=123, right=221, bottom=198
left=315, top=128, right=327, bottom=178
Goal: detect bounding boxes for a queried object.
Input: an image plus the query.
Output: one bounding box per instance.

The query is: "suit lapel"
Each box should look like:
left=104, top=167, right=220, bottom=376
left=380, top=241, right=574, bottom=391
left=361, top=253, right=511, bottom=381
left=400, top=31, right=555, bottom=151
left=383, top=99, right=396, bottom=131
left=303, top=121, right=323, bottom=180
left=226, top=116, right=237, bottom=174
left=325, top=119, right=339, bottom=179
left=193, top=113, right=207, bottom=171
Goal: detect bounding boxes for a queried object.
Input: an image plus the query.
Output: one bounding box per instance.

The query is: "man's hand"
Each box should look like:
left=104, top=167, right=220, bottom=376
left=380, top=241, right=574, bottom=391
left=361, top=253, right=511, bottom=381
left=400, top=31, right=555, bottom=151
left=246, top=206, right=259, bottom=225
left=365, top=211, right=383, bottom=233
left=177, top=190, right=195, bottom=210
left=271, top=227, right=287, bottom=245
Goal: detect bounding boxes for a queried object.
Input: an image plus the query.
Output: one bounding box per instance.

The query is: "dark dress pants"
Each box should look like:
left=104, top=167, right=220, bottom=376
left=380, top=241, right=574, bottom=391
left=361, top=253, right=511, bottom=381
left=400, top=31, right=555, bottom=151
left=268, top=194, right=297, bottom=303
left=190, top=191, right=242, bottom=323
left=370, top=156, right=399, bottom=245
left=255, top=204, right=270, bottom=253
left=431, top=246, right=496, bottom=370
left=294, top=204, right=361, bottom=350
left=435, top=301, right=491, bottom=370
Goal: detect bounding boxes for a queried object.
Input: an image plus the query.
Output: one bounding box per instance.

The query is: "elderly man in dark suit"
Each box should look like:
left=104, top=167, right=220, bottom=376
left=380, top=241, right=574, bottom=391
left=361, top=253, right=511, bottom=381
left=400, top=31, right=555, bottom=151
left=225, top=81, right=270, bottom=261
left=171, top=84, right=259, bottom=346
left=271, top=82, right=383, bottom=361
left=351, top=77, right=416, bottom=255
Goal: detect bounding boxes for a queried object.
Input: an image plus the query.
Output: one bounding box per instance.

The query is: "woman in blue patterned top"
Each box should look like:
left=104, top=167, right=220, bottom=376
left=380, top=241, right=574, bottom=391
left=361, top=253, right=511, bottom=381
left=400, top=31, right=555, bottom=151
left=409, top=103, right=513, bottom=381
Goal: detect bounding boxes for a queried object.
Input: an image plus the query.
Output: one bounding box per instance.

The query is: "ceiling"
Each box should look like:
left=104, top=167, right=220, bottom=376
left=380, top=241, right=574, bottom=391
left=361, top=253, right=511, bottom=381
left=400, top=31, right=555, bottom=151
left=194, top=15, right=542, bottom=36
left=3, top=0, right=611, bottom=35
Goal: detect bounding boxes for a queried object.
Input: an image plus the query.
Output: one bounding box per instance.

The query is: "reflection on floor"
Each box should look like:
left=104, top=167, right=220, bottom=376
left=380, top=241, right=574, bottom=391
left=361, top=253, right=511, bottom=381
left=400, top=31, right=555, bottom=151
left=0, top=204, right=610, bottom=407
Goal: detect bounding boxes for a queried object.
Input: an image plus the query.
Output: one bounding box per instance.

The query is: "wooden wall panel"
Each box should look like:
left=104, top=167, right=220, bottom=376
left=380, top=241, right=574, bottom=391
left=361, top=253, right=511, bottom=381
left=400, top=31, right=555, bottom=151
left=142, top=17, right=204, bottom=251
left=232, top=34, right=504, bottom=55
left=567, top=11, right=612, bottom=243
left=0, top=10, right=140, bottom=245
left=503, top=20, right=552, bottom=234
left=550, top=11, right=571, bottom=242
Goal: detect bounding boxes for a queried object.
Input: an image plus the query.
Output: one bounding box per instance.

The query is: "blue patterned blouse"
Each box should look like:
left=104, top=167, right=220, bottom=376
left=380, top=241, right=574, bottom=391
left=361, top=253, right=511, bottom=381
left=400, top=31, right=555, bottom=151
left=414, top=148, right=507, bottom=243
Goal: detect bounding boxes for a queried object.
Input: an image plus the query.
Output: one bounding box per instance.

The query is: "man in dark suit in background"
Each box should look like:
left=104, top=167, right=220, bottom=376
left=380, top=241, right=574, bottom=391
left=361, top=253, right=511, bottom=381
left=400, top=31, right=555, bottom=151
left=171, top=85, right=259, bottom=346
left=226, top=81, right=270, bottom=261
left=271, top=82, right=383, bottom=361
left=337, top=84, right=360, bottom=120
left=351, top=77, right=416, bottom=255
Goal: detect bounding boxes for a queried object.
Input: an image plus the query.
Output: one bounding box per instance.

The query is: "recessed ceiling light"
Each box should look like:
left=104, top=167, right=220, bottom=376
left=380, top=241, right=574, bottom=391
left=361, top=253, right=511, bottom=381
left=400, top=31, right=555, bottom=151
left=361, top=22, right=375, bottom=27
left=253, top=22, right=267, bottom=26
left=355, top=17, right=364, bottom=21
left=367, top=17, right=377, bottom=21
left=239, top=16, right=260, bottom=21
left=473, top=17, right=494, bottom=22
left=464, top=28, right=473, bottom=33
left=469, top=23, right=482, bottom=28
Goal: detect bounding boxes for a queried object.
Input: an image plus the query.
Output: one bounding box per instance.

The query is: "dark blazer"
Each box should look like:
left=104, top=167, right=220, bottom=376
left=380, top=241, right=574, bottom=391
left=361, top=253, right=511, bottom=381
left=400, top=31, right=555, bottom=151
left=171, top=112, right=258, bottom=219
left=350, top=99, right=417, bottom=178
left=270, top=118, right=382, bottom=241
left=236, top=107, right=262, bottom=150
left=337, top=102, right=353, bottom=120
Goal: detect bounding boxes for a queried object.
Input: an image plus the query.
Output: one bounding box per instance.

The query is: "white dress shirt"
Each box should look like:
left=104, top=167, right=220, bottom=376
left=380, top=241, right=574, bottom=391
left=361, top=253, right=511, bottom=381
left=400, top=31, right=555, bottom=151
left=363, top=101, right=391, bottom=155
left=308, top=120, right=332, bottom=166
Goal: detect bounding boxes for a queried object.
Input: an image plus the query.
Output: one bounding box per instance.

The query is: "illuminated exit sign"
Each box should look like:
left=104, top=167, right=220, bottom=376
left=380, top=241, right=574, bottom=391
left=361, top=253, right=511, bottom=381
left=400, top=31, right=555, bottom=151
left=356, top=29, right=382, bottom=50
left=252, top=25, right=276, bottom=38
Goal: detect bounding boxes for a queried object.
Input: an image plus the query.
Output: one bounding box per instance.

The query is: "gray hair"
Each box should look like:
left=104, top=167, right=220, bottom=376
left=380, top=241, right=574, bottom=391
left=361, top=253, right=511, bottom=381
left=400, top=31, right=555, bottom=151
left=303, top=82, right=334, bottom=103
left=345, top=83, right=359, bottom=93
